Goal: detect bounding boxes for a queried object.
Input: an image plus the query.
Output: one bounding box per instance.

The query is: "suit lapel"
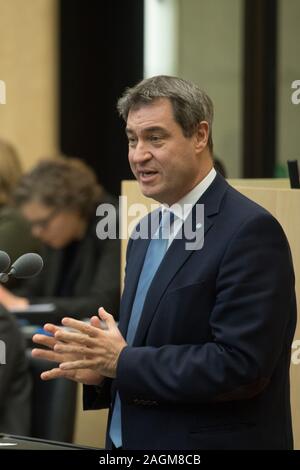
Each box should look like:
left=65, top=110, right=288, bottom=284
left=118, top=209, right=161, bottom=337
left=120, top=174, right=229, bottom=345
left=118, top=237, right=150, bottom=336
left=132, top=200, right=217, bottom=346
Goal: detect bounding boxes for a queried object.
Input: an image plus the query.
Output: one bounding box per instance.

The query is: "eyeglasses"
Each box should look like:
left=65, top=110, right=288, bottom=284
left=27, top=208, right=60, bottom=229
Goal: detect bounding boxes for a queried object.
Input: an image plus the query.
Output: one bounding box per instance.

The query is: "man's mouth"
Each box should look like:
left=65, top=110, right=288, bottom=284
left=140, top=171, right=157, bottom=176
left=138, top=171, right=158, bottom=182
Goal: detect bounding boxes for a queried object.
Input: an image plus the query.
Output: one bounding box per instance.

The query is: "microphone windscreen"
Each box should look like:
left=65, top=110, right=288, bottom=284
left=0, top=250, right=11, bottom=272
left=11, top=253, right=44, bottom=279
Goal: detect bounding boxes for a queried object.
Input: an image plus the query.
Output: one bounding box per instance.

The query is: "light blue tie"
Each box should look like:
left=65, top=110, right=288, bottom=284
left=109, top=210, right=174, bottom=448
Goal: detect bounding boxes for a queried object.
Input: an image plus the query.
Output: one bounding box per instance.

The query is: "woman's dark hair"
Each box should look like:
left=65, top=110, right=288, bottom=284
left=14, top=156, right=103, bottom=218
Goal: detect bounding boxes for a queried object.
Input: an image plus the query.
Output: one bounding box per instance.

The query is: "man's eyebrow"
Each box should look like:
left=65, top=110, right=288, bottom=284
left=126, top=126, right=168, bottom=135
left=144, top=126, right=168, bottom=134
left=125, top=128, right=134, bottom=135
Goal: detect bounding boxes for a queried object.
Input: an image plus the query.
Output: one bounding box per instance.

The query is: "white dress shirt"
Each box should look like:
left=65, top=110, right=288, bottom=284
left=162, top=167, right=217, bottom=248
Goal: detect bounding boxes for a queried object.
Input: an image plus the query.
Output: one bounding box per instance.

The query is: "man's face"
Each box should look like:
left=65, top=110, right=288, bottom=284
left=126, top=98, right=208, bottom=205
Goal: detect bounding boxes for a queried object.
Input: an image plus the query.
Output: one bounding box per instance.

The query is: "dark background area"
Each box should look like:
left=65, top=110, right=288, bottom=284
left=59, top=0, right=279, bottom=194
left=59, top=0, right=144, bottom=196
left=243, top=0, right=277, bottom=178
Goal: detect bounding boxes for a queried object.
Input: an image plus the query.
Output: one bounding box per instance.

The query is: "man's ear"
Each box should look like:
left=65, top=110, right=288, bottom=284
left=194, top=121, right=209, bottom=153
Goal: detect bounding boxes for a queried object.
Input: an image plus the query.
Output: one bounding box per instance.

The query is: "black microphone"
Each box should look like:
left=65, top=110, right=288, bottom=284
left=9, top=253, right=44, bottom=279
left=0, top=252, right=44, bottom=283
left=0, top=251, right=11, bottom=273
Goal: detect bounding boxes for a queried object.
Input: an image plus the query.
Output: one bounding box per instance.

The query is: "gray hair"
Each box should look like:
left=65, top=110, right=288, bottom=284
left=117, top=75, right=214, bottom=152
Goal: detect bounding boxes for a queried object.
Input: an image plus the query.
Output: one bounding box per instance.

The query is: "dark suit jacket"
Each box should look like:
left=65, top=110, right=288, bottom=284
left=15, top=193, right=120, bottom=320
left=84, top=174, right=297, bottom=449
left=0, top=306, right=31, bottom=434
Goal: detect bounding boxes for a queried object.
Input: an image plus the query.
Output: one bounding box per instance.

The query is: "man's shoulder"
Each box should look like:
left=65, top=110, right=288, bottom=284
left=224, top=183, right=273, bottom=219
left=222, top=184, right=288, bottom=245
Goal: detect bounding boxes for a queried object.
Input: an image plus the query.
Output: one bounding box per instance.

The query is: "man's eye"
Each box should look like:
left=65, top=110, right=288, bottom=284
left=150, top=135, right=162, bottom=142
left=128, top=138, right=137, bottom=146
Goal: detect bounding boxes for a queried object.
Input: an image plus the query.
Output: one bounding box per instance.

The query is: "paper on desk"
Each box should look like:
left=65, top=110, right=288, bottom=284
left=10, top=303, right=55, bottom=313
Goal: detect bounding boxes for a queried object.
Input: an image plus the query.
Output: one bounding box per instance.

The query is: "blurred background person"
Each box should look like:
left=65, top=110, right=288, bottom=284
left=0, top=305, right=31, bottom=435
left=0, top=140, right=32, bottom=436
left=0, top=157, right=120, bottom=319
left=0, top=139, right=40, bottom=264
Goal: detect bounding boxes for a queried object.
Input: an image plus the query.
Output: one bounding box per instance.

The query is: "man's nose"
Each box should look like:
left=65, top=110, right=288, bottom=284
left=130, top=142, right=152, bottom=163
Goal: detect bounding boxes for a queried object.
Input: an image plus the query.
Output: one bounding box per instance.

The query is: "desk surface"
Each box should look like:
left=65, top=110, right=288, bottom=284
left=0, top=434, right=93, bottom=450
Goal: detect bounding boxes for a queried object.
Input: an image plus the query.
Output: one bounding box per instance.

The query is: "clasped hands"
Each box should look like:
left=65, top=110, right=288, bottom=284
left=32, top=307, right=127, bottom=385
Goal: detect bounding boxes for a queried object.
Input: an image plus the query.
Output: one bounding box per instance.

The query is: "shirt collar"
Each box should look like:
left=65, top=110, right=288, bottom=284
left=162, top=167, right=217, bottom=221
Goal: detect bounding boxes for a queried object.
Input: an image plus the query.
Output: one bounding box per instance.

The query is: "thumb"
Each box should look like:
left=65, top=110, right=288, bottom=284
left=98, top=306, right=116, bottom=328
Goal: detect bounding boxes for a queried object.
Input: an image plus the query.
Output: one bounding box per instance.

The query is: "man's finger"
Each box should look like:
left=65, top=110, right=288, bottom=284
left=98, top=307, right=116, bottom=329
left=54, top=343, right=95, bottom=356
left=59, top=359, right=96, bottom=370
left=32, top=334, right=56, bottom=349
left=55, top=330, right=97, bottom=346
left=90, top=316, right=102, bottom=328
left=61, top=317, right=99, bottom=337
left=43, top=323, right=61, bottom=334
left=40, top=367, right=71, bottom=381
left=32, top=348, right=61, bottom=363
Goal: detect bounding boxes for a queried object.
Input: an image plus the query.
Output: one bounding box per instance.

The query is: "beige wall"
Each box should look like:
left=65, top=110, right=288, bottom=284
left=177, top=0, right=243, bottom=177
left=277, top=0, right=300, bottom=167
left=73, top=386, right=108, bottom=448
left=0, top=0, right=58, bottom=170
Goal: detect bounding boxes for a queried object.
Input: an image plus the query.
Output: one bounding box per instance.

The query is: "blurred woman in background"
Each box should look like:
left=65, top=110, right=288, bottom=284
left=0, top=139, right=39, bottom=263
left=0, top=304, right=31, bottom=435
left=0, top=157, right=120, bottom=319
left=0, top=140, right=33, bottom=435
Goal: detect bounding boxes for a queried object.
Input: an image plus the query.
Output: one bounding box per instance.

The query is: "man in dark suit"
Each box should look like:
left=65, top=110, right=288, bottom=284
left=32, top=76, right=297, bottom=449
